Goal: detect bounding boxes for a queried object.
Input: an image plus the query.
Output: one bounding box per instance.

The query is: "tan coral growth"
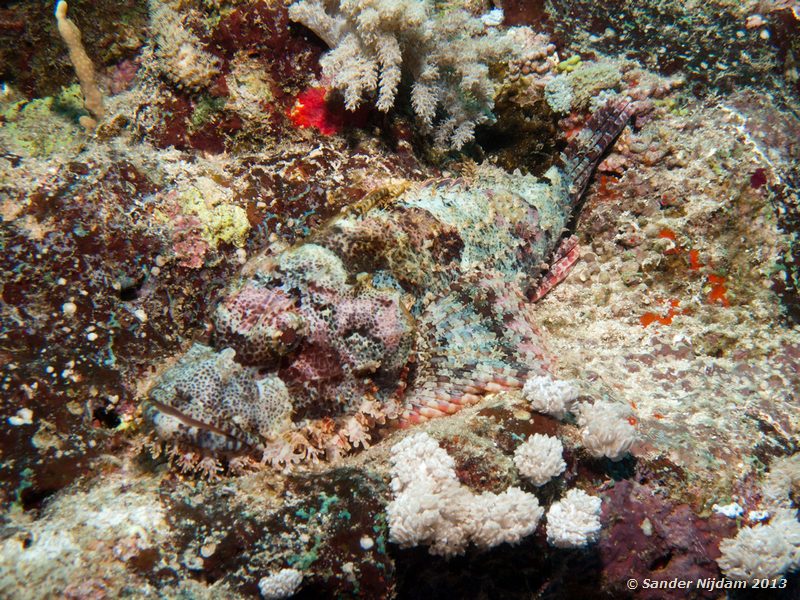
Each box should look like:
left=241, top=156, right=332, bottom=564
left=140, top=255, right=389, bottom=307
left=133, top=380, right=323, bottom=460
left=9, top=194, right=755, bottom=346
left=55, top=1, right=104, bottom=130
left=149, top=0, right=220, bottom=90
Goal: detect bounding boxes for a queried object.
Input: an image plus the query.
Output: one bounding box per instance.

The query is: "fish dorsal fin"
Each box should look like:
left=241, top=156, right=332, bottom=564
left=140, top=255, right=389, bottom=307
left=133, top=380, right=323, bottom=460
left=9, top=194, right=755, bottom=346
left=560, top=99, right=639, bottom=207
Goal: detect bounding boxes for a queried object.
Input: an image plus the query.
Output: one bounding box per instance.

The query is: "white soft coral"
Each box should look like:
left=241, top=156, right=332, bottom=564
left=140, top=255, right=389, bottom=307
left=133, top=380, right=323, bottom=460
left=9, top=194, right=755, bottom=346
left=387, top=432, right=543, bottom=556
left=513, top=433, right=566, bottom=486
left=546, top=488, right=603, bottom=548
left=576, top=400, right=636, bottom=461
left=522, top=374, right=579, bottom=420
left=718, top=509, right=800, bottom=581
left=289, top=0, right=522, bottom=148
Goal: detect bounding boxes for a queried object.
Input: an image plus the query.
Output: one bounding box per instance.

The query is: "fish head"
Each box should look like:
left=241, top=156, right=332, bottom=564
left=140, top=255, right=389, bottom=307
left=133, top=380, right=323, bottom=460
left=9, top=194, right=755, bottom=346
left=214, top=283, right=307, bottom=366
left=145, top=344, right=291, bottom=452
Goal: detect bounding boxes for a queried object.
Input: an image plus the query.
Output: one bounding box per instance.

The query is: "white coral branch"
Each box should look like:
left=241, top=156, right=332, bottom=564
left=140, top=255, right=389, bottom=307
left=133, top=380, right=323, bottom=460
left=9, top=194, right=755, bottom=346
left=289, top=0, right=526, bottom=148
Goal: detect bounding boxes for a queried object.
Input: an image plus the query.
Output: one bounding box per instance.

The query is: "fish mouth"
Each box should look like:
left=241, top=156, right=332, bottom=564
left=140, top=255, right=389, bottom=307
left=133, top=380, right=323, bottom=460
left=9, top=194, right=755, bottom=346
left=144, top=400, right=254, bottom=453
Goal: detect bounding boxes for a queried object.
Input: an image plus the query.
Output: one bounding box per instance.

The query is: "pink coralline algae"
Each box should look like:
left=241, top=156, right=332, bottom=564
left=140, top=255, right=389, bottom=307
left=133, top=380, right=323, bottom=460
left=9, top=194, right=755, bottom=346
left=145, top=100, right=639, bottom=464
left=599, top=479, right=737, bottom=599
left=170, top=213, right=210, bottom=269
left=106, top=58, right=140, bottom=95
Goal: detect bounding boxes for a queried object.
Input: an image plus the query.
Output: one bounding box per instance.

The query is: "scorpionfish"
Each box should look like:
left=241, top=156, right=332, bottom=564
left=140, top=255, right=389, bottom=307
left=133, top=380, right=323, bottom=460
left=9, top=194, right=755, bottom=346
left=145, top=100, right=638, bottom=467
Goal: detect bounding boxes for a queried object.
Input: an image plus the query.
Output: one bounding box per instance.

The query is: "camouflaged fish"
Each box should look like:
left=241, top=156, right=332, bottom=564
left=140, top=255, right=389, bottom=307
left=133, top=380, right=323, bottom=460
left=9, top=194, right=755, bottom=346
left=145, top=100, right=637, bottom=466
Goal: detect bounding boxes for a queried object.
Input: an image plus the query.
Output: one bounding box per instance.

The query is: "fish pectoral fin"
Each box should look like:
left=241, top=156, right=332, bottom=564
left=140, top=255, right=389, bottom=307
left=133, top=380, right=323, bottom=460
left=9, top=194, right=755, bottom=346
left=402, top=271, right=550, bottom=424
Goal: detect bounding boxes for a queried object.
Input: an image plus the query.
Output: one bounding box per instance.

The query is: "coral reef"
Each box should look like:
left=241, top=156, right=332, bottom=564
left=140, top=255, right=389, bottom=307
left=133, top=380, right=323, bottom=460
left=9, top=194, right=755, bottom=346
left=0, top=0, right=798, bottom=598
left=0, top=0, right=148, bottom=99
left=545, top=0, right=800, bottom=95
left=386, top=432, right=544, bottom=556
left=0, top=472, right=168, bottom=598
left=0, top=0, right=428, bottom=516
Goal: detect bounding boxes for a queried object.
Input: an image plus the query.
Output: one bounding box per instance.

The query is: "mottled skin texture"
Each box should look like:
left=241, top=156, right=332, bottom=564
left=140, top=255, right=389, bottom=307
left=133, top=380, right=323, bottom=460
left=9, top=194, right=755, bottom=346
left=145, top=100, right=638, bottom=463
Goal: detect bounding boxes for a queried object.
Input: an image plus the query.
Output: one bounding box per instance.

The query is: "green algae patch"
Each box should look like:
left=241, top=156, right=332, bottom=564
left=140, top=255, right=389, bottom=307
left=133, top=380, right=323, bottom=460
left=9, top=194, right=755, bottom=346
left=178, top=178, right=251, bottom=248
left=557, top=54, right=582, bottom=73
left=545, top=61, right=622, bottom=113
left=566, top=62, right=622, bottom=109
left=0, top=85, right=87, bottom=158
left=189, top=95, right=227, bottom=131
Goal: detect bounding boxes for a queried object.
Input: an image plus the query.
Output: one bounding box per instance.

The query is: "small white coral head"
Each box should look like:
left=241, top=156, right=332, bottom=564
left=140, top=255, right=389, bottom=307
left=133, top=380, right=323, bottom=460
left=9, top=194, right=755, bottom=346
left=546, top=488, right=603, bottom=548
left=522, top=375, right=579, bottom=420
left=469, top=487, right=544, bottom=550
left=513, top=433, right=566, bottom=486
left=717, top=509, right=800, bottom=581
left=388, top=431, right=457, bottom=491
left=258, top=568, right=303, bottom=599
left=576, top=400, right=636, bottom=461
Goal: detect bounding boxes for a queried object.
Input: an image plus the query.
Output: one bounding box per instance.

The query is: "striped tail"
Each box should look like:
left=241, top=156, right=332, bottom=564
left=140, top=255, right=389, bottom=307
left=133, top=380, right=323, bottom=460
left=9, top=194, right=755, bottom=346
left=560, top=99, right=639, bottom=208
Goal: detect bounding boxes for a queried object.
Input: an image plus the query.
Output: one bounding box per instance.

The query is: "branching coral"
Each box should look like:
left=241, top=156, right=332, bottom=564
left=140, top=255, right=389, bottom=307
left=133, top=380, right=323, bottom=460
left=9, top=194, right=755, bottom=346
left=288, top=0, right=523, bottom=148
